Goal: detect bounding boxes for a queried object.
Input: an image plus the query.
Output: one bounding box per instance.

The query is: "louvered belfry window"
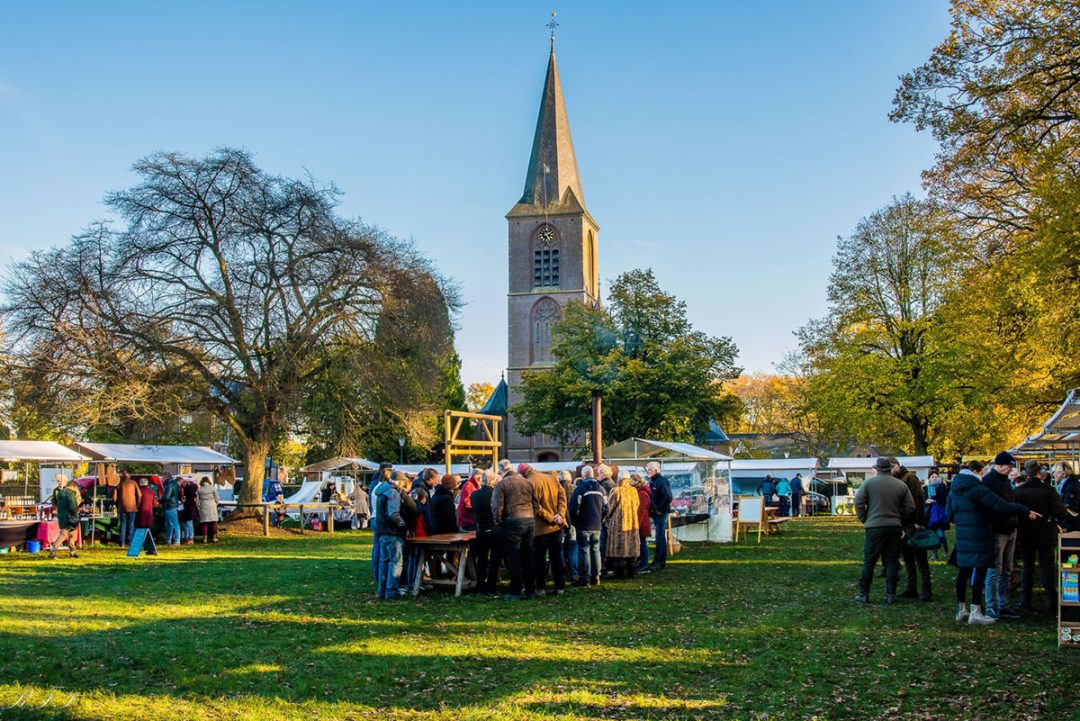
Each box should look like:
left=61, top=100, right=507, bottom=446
left=533, top=224, right=559, bottom=288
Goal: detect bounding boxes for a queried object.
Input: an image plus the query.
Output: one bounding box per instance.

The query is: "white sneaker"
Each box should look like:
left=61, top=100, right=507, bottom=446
left=955, top=602, right=969, bottom=623
left=968, top=604, right=996, bottom=625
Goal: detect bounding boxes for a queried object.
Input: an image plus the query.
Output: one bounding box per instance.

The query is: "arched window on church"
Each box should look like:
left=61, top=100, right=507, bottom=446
left=532, top=297, right=561, bottom=364
left=532, top=224, right=560, bottom=288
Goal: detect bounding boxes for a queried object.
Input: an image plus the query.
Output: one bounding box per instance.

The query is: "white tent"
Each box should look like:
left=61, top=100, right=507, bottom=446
left=71, top=443, right=238, bottom=465
left=603, top=438, right=734, bottom=543
left=0, top=441, right=90, bottom=502
left=0, top=441, right=88, bottom=463
left=603, top=437, right=732, bottom=461
left=301, top=457, right=380, bottom=474
left=826, top=456, right=935, bottom=482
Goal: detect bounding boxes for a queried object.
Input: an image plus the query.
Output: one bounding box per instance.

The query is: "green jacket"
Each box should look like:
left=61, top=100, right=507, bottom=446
left=854, top=473, right=915, bottom=529
left=55, top=486, right=80, bottom=529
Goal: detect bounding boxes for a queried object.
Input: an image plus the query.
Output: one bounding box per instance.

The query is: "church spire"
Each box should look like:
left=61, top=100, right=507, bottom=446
left=515, top=38, right=586, bottom=212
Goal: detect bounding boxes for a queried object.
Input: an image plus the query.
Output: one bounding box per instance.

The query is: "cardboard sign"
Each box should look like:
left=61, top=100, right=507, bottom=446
left=126, top=528, right=158, bottom=558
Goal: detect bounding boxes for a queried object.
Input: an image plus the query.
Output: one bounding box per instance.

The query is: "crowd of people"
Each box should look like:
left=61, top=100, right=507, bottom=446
left=45, top=471, right=225, bottom=558
left=367, top=460, right=674, bottom=601
left=853, top=452, right=1080, bottom=625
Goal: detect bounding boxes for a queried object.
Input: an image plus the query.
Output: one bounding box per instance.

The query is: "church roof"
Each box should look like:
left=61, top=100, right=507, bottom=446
left=507, top=46, right=588, bottom=218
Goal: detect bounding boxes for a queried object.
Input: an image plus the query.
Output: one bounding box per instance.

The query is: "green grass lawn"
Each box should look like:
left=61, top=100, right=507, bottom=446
left=1, top=517, right=1076, bottom=720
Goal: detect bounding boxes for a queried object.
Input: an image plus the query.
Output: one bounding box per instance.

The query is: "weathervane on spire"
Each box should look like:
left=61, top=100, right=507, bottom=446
left=548, top=11, right=558, bottom=48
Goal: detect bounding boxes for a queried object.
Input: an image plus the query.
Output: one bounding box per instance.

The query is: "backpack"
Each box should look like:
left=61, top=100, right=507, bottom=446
left=927, top=501, right=949, bottom=530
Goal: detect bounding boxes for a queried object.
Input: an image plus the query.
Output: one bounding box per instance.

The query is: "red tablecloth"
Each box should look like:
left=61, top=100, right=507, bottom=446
left=35, top=520, right=82, bottom=548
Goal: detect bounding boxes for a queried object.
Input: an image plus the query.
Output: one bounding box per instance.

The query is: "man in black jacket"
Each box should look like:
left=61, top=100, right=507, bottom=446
left=568, top=466, right=606, bottom=586
left=982, top=451, right=1021, bottom=619
left=647, top=462, right=673, bottom=570
left=1015, top=460, right=1069, bottom=613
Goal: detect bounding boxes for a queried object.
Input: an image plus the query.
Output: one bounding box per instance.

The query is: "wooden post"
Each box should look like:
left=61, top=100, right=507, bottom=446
left=328, top=505, right=334, bottom=534
left=591, top=390, right=603, bottom=465
left=263, top=505, right=269, bottom=537
left=299, top=504, right=304, bottom=534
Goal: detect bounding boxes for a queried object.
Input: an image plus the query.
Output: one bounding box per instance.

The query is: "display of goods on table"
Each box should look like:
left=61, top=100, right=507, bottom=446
left=0, top=496, right=39, bottom=520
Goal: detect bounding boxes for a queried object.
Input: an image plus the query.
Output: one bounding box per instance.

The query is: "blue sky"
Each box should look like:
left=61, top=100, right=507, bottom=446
left=0, top=1, right=948, bottom=388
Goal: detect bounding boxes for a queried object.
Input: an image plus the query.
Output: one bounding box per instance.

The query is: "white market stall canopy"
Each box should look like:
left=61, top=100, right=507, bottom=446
left=729, top=458, right=819, bottom=475
left=71, top=443, right=238, bottom=465
left=1011, top=388, right=1080, bottom=458
left=826, top=455, right=935, bottom=480
left=302, top=457, right=380, bottom=474
left=0, top=441, right=89, bottom=463
left=394, top=463, right=472, bottom=476
left=603, top=438, right=733, bottom=461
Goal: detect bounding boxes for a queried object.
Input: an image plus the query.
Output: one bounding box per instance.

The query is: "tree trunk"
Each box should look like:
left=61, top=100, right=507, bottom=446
left=232, top=436, right=271, bottom=519
left=909, top=418, right=930, bottom=456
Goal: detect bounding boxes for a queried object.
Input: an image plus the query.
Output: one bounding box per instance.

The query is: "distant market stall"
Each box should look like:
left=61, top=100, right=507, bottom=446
left=728, top=458, right=819, bottom=497
left=1010, top=387, right=1080, bottom=463
left=602, top=438, right=734, bottom=542
left=824, top=455, right=935, bottom=514
left=71, top=442, right=241, bottom=512
left=0, top=441, right=90, bottom=550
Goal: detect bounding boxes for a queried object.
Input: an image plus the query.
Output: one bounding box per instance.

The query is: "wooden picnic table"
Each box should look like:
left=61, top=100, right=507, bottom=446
left=406, top=531, right=477, bottom=597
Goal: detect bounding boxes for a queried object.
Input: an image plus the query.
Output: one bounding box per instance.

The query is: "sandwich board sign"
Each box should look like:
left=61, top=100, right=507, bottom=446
left=126, top=528, right=158, bottom=558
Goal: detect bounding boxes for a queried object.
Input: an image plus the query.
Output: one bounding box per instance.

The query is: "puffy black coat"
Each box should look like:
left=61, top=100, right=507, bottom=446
left=429, top=486, right=458, bottom=535
left=981, top=469, right=1019, bottom=534
left=947, top=471, right=1029, bottom=568
left=1014, top=477, right=1068, bottom=547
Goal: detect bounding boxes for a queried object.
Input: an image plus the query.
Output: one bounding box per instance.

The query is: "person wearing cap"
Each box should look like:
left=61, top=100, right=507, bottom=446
left=890, top=457, right=931, bottom=602
left=49, top=475, right=80, bottom=559
left=492, top=462, right=540, bottom=600
left=853, top=457, right=915, bottom=605
left=1014, top=459, right=1069, bottom=614
left=521, top=464, right=568, bottom=596
left=981, top=451, right=1022, bottom=619
left=948, top=459, right=1039, bottom=625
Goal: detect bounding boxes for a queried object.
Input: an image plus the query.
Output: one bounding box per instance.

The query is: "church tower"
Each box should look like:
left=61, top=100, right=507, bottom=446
left=505, top=38, right=599, bottom=462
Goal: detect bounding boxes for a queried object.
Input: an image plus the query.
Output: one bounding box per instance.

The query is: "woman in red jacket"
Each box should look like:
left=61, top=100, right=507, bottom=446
left=632, top=473, right=652, bottom=575
left=135, top=478, right=157, bottom=530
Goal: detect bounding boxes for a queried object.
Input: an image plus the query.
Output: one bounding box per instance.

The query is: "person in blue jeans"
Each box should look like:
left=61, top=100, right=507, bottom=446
left=646, top=462, right=673, bottom=570
left=368, top=466, right=392, bottom=588
left=568, top=466, right=606, bottom=585
left=161, top=475, right=181, bottom=546
left=373, top=473, right=407, bottom=600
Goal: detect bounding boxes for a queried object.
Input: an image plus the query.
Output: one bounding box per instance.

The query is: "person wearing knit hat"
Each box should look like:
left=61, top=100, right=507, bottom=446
left=491, top=462, right=539, bottom=600
left=980, top=451, right=1022, bottom=619
left=852, top=458, right=915, bottom=605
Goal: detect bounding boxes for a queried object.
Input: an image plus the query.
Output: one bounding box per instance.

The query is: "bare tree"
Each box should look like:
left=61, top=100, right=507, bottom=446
left=1, top=148, right=456, bottom=511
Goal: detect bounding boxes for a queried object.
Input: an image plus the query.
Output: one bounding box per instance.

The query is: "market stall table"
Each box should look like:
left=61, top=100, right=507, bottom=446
left=406, top=532, right=476, bottom=597
left=0, top=520, right=40, bottom=548
left=36, top=520, right=82, bottom=549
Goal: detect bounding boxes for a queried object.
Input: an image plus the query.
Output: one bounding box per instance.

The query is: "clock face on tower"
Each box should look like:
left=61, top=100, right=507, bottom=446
left=535, top=224, right=556, bottom=248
